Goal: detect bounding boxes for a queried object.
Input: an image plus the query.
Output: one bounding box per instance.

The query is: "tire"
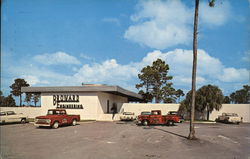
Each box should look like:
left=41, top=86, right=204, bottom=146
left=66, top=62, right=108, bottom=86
left=72, top=119, right=77, bottom=126
left=52, top=121, right=59, bottom=129
left=21, top=118, right=26, bottom=124
left=167, top=121, right=174, bottom=126
left=142, top=120, right=148, bottom=126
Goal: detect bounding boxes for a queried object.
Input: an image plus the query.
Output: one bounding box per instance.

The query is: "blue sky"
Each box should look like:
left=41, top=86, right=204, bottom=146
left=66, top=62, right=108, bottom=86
left=1, top=0, right=249, bottom=98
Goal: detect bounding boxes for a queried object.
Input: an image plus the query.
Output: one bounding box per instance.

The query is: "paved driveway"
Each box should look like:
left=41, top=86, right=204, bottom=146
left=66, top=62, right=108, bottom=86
left=0, top=121, right=249, bottom=159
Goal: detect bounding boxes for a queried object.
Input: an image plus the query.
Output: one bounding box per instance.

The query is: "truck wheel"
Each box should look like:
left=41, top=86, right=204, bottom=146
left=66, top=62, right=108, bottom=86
left=72, top=119, right=77, bottom=126
left=167, top=121, right=174, bottom=126
left=142, top=120, right=148, bottom=126
left=21, top=118, right=26, bottom=124
left=52, top=121, right=59, bottom=129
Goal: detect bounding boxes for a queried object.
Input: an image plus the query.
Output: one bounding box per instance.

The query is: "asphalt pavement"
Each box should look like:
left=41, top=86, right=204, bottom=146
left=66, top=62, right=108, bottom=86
left=0, top=121, right=249, bottom=159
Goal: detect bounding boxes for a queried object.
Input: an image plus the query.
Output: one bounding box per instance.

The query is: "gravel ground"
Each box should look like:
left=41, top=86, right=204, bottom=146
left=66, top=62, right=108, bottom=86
left=0, top=121, right=249, bottom=159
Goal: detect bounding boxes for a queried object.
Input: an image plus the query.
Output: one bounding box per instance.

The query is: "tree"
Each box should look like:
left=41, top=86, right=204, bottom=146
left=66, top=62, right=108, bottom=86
left=230, top=85, right=250, bottom=104
left=0, top=91, right=4, bottom=106
left=136, top=59, right=175, bottom=103
left=196, top=85, right=224, bottom=120
left=179, top=84, right=224, bottom=120
left=189, top=0, right=216, bottom=140
left=176, top=89, right=185, bottom=103
left=1, top=95, right=16, bottom=107
left=189, top=0, right=200, bottom=140
left=223, top=96, right=230, bottom=104
left=25, top=93, right=32, bottom=106
left=33, top=93, right=40, bottom=107
left=10, top=78, right=30, bottom=106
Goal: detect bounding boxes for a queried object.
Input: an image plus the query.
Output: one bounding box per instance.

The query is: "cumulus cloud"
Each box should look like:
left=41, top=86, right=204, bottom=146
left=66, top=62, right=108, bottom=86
left=6, top=49, right=249, bottom=94
left=124, top=0, right=192, bottom=49
left=34, top=51, right=81, bottom=65
left=124, top=0, right=231, bottom=49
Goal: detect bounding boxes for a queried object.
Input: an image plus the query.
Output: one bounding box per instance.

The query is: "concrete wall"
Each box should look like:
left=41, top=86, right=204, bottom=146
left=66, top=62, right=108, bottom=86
left=209, top=104, right=250, bottom=122
left=0, top=107, right=41, bottom=118
left=1, top=103, right=249, bottom=122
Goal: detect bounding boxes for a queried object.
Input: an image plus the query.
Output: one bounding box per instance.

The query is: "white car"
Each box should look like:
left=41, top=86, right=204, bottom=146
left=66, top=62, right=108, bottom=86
left=217, top=113, right=241, bottom=124
left=120, top=112, right=135, bottom=121
left=0, top=111, right=28, bottom=124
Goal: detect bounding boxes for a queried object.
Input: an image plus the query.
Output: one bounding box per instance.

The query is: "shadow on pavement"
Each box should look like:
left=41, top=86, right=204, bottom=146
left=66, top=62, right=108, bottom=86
left=153, top=127, right=188, bottom=139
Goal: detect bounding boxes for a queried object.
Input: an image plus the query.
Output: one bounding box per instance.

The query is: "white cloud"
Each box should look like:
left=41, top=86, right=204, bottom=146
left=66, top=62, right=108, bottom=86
left=34, top=51, right=81, bottom=65
left=5, top=49, right=249, bottom=94
left=219, top=68, right=249, bottom=82
left=124, top=0, right=231, bottom=49
left=124, top=0, right=192, bottom=49
left=20, top=75, right=49, bottom=85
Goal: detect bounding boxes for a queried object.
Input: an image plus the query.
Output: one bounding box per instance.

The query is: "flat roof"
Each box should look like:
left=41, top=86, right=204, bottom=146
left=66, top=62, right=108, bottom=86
left=21, top=85, right=142, bottom=101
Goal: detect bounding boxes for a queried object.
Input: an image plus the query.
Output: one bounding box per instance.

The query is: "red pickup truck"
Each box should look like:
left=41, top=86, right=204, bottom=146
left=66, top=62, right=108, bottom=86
left=137, top=110, right=180, bottom=126
left=34, top=109, right=80, bottom=129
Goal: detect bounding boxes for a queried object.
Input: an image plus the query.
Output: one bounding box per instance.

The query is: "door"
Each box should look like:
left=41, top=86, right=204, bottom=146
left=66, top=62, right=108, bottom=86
left=150, top=111, right=162, bottom=124
left=7, top=111, right=20, bottom=122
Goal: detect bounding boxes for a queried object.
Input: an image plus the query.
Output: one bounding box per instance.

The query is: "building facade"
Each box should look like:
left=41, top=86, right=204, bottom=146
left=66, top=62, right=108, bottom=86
left=21, top=85, right=142, bottom=120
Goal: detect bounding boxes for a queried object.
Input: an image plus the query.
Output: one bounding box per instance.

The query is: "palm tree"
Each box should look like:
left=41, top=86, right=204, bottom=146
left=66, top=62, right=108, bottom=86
left=189, top=0, right=199, bottom=140
left=189, top=0, right=216, bottom=140
left=196, top=85, right=224, bottom=120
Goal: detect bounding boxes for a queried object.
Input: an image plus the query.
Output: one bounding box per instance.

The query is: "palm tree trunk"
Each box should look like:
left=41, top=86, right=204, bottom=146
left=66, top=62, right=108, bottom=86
left=188, top=0, right=199, bottom=140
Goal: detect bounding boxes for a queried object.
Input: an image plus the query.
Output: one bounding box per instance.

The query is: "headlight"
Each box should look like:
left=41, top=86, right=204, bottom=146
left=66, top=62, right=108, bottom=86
left=45, top=119, right=51, bottom=123
left=34, top=118, right=38, bottom=122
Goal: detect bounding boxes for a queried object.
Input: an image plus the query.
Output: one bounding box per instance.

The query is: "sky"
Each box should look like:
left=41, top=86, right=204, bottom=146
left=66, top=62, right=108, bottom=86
left=1, top=0, right=250, bottom=98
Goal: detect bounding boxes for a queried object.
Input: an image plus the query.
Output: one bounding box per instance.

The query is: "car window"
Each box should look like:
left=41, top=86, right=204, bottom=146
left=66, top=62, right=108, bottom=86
left=0, top=112, right=6, bottom=116
left=7, top=111, right=15, bottom=115
left=47, top=110, right=54, bottom=115
left=60, top=111, right=66, bottom=115
left=141, top=112, right=151, bottom=115
left=123, top=112, right=133, bottom=115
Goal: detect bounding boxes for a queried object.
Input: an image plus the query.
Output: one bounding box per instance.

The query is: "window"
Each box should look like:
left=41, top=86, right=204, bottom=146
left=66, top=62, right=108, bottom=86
left=7, top=111, right=15, bottom=115
left=107, top=100, right=110, bottom=114
left=0, top=112, right=6, bottom=116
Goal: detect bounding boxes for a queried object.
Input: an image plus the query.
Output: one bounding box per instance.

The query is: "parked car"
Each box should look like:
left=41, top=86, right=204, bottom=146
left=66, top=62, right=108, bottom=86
left=216, top=113, right=241, bottom=124
left=167, top=111, right=184, bottom=123
left=34, top=109, right=80, bottom=129
left=120, top=112, right=135, bottom=121
left=137, top=110, right=180, bottom=126
left=0, top=111, right=28, bottom=124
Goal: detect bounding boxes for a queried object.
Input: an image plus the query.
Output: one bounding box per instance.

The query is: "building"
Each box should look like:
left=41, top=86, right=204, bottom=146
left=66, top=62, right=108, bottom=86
left=21, top=84, right=142, bottom=120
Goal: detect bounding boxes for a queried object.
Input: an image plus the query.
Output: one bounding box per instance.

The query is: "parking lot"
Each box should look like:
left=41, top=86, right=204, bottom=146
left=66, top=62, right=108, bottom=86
left=0, top=121, right=249, bottom=159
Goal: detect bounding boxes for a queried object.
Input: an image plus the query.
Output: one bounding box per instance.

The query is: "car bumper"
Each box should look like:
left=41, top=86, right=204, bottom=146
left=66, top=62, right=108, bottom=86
left=34, top=123, right=51, bottom=127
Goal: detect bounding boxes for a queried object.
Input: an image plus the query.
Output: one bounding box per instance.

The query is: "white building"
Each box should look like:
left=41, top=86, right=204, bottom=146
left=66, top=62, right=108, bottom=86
left=21, top=84, right=142, bottom=120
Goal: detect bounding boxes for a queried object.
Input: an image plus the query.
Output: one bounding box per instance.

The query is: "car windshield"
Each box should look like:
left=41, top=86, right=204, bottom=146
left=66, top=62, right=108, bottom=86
left=226, top=113, right=238, bottom=117
left=47, top=110, right=61, bottom=115
left=0, top=112, right=6, bottom=116
left=123, top=112, right=134, bottom=115
left=141, top=112, right=151, bottom=115
left=7, top=111, right=15, bottom=115
left=168, top=111, right=177, bottom=115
